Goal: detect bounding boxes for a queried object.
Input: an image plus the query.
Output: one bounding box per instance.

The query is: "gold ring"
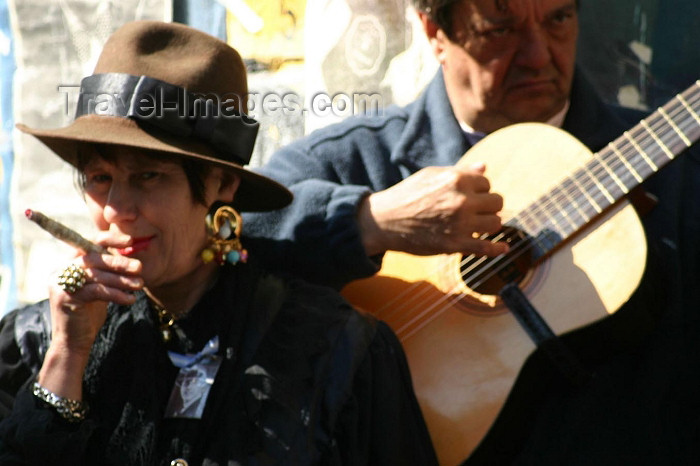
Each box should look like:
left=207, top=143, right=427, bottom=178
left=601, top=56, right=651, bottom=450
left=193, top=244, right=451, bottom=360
left=57, top=264, right=87, bottom=294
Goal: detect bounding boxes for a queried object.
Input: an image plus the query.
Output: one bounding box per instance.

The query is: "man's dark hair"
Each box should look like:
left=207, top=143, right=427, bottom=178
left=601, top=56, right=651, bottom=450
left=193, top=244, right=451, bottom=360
left=412, top=0, right=579, bottom=40
left=412, top=0, right=462, bottom=38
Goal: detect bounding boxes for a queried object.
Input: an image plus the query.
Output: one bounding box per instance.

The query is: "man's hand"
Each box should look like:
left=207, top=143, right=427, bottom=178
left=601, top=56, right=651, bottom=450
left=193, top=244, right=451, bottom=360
left=358, top=163, right=508, bottom=257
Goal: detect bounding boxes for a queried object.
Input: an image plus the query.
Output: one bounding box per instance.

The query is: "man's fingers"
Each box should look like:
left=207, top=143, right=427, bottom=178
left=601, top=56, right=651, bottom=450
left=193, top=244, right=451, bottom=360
left=464, top=238, right=509, bottom=257
left=468, top=161, right=486, bottom=173
left=467, top=191, right=504, bottom=214
left=470, top=214, right=504, bottom=234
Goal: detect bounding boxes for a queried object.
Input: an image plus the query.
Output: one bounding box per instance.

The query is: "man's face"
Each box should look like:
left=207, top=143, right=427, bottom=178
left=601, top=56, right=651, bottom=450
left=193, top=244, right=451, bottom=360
left=428, top=0, right=579, bottom=133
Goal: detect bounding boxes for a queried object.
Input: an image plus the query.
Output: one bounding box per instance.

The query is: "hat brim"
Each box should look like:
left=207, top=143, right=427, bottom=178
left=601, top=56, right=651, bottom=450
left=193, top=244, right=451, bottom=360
left=17, top=114, right=292, bottom=212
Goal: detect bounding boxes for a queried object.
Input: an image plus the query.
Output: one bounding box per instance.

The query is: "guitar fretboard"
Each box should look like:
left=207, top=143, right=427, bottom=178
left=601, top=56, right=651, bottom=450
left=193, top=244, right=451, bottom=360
left=511, top=81, right=700, bottom=253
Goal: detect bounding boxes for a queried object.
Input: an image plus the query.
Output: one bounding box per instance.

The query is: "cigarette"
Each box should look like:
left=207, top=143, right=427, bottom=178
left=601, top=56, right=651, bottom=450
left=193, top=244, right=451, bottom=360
left=25, top=209, right=108, bottom=255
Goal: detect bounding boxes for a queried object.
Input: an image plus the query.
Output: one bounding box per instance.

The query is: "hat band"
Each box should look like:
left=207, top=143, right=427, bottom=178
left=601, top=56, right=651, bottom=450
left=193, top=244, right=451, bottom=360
left=75, top=73, right=258, bottom=166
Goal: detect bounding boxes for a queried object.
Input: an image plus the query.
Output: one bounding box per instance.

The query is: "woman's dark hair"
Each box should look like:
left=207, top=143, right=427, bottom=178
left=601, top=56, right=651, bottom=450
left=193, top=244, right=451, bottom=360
left=75, top=144, right=213, bottom=206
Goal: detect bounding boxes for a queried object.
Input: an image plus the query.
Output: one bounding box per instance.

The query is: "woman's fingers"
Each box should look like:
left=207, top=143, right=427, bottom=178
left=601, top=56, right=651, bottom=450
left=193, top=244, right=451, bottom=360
left=52, top=252, right=144, bottom=307
left=80, top=251, right=142, bottom=275
left=70, top=281, right=140, bottom=307
left=92, top=230, right=133, bottom=252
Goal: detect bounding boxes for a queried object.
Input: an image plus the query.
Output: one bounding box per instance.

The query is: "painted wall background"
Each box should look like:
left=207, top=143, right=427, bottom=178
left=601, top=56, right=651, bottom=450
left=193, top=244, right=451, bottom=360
left=1, top=0, right=171, bottom=313
left=1, top=0, right=698, bottom=314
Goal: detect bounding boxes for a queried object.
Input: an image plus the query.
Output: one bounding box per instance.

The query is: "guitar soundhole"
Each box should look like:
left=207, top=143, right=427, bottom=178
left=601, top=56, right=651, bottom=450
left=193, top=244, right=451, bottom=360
left=460, top=226, right=535, bottom=296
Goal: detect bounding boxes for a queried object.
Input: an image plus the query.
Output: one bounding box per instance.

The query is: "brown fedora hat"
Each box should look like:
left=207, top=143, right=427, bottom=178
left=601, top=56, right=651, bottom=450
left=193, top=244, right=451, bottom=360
left=16, top=20, right=292, bottom=212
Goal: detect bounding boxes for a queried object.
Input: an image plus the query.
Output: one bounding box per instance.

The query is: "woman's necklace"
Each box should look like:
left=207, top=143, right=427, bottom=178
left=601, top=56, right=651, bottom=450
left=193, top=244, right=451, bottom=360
left=151, top=301, right=189, bottom=344
left=146, top=268, right=220, bottom=345
left=153, top=303, right=175, bottom=342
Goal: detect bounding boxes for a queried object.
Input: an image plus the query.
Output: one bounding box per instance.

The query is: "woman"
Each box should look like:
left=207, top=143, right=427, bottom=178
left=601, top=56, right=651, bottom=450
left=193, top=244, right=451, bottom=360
left=0, top=21, right=437, bottom=466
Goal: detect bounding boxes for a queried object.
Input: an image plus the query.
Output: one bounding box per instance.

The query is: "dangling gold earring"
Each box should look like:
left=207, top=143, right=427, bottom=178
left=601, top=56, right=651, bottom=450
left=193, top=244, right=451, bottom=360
left=201, top=202, right=248, bottom=266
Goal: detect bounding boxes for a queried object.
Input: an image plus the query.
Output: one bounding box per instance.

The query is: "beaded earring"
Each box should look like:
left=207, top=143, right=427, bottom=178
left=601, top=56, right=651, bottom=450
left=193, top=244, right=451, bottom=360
left=201, top=202, right=248, bottom=266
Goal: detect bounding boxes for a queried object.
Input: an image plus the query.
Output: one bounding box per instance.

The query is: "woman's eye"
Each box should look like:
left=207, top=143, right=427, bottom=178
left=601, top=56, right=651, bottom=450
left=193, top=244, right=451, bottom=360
left=88, top=174, right=111, bottom=184
left=83, top=173, right=111, bottom=195
left=138, top=171, right=160, bottom=181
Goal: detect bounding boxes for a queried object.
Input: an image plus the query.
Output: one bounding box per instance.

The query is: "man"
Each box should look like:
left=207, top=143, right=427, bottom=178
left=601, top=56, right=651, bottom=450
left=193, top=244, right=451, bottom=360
left=245, top=0, right=700, bottom=464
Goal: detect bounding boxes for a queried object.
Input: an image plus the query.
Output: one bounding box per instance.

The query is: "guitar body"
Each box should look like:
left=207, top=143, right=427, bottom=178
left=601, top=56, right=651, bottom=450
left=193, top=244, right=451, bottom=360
left=341, top=123, right=647, bottom=465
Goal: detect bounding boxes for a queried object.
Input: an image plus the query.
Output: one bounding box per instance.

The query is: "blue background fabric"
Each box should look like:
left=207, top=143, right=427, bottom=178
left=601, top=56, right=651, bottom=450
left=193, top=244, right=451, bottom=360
left=172, top=0, right=227, bottom=40
left=0, top=0, right=17, bottom=312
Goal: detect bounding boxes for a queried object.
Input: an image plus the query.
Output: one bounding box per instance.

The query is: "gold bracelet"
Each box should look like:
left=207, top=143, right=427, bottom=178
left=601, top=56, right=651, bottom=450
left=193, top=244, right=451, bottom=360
left=32, top=381, right=88, bottom=422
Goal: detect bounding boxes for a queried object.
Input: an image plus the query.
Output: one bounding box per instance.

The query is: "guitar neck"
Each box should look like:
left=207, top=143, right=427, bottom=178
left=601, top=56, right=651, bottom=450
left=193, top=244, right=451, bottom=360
left=511, top=81, right=700, bottom=251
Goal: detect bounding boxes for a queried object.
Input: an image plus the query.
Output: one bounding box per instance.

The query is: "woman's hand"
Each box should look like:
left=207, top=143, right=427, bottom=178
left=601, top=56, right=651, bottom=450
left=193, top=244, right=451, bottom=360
left=358, top=163, right=509, bottom=257
left=37, top=247, right=143, bottom=400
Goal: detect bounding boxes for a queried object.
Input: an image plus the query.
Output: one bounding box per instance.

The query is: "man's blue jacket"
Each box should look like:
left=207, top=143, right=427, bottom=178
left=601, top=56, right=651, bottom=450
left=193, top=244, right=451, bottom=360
left=244, top=68, right=700, bottom=464
left=245, top=69, right=698, bottom=293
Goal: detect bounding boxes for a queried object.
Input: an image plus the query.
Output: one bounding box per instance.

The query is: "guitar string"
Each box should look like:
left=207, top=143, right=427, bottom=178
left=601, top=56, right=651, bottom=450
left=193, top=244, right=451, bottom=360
left=459, top=85, right=700, bottom=292
left=444, top=84, right=700, bottom=296
left=508, top=84, right=700, bottom=247
left=376, top=84, right=700, bottom=339
left=380, top=84, right=700, bottom=338
left=474, top=86, right=700, bottom=267
left=486, top=83, right=700, bottom=258
left=400, top=87, right=700, bottom=331
left=518, top=84, right=699, bottom=226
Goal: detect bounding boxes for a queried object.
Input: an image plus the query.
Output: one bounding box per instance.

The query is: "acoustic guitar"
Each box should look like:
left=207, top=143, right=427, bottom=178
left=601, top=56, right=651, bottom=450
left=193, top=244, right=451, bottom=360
left=341, top=81, right=700, bottom=465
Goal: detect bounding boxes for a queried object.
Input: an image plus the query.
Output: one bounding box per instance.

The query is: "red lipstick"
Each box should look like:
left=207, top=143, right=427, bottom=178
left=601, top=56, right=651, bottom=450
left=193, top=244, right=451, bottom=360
left=118, top=236, right=154, bottom=255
